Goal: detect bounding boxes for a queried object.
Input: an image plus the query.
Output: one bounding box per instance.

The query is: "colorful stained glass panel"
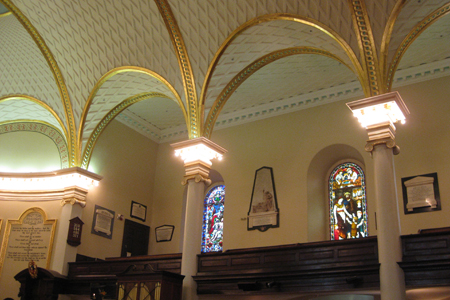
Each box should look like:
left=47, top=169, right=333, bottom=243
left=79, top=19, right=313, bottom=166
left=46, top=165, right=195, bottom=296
left=201, top=185, right=225, bottom=253
left=329, top=162, right=368, bottom=240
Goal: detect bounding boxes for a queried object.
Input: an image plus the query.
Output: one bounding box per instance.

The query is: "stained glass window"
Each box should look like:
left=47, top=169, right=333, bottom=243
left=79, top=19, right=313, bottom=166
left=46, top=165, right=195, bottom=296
left=201, top=185, right=225, bottom=253
left=329, top=162, right=368, bottom=240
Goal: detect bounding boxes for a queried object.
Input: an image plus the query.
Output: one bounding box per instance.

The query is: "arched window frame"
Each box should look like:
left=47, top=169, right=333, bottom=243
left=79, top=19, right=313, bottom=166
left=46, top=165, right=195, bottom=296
left=328, top=161, right=368, bottom=240
left=201, top=182, right=225, bottom=253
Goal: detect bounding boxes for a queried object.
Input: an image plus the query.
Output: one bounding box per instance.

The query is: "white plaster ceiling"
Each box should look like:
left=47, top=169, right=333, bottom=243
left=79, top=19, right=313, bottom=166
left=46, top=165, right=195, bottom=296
left=0, top=0, right=449, bottom=153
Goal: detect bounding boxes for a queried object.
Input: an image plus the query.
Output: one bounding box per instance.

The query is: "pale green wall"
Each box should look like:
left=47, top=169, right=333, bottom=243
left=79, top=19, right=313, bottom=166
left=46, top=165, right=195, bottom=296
left=0, top=120, right=159, bottom=298
left=0, top=131, right=61, bottom=171
left=0, top=131, right=63, bottom=297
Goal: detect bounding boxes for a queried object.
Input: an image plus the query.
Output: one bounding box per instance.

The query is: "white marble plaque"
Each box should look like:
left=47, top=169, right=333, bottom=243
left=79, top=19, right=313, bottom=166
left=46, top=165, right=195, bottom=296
left=404, top=176, right=437, bottom=211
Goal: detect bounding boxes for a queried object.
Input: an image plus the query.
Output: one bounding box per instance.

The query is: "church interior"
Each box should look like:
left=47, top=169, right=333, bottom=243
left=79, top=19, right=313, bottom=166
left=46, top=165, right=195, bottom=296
left=0, top=0, right=450, bottom=299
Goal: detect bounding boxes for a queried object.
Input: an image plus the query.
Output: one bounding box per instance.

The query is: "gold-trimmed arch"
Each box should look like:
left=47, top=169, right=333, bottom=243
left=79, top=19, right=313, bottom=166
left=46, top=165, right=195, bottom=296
left=348, top=0, right=381, bottom=96
left=154, top=0, right=199, bottom=138
left=379, top=0, right=407, bottom=91
left=202, top=47, right=355, bottom=138
left=79, top=66, right=185, bottom=151
left=1, top=0, right=77, bottom=167
left=386, top=3, right=450, bottom=91
left=0, top=94, right=68, bottom=139
left=0, top=121, right=69, bottom=169
left=81, top=92, right=173, bottom=169
left=199, top=13, right=365, bottom=117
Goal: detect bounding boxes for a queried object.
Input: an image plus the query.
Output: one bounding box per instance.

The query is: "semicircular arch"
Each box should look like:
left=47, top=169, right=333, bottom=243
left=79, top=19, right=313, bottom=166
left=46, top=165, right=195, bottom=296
left=0, top=120, right=69, bottom=169
left=79, top=66, right=187, bottom=153
left=202, top=47, right=358, bottom=138
left=386, top=4, right=450, bottom=91
left=200, top=13, right=364, bottom=111
left=0, top=95, right=68, bottom=138
left=80, top=92, right=174, bottom=169
left=306, top=144, right=366, bottom=242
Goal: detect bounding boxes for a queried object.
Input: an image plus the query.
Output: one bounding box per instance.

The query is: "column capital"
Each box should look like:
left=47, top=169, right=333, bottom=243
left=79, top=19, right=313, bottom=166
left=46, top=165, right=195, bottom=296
left=364, top=121, right=400, bottom=155
left=171, top=137, right=227, bottom=185
left=347, top=91, right=409, bottom=155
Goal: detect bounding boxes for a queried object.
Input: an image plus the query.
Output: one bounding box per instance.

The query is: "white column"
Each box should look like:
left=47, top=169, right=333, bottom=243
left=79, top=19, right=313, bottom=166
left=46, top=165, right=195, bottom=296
left=347, top=92, right=409, bottom=300
left=180, top=179, right=206, bottom=300
left=50, top=202, right=84, bottom=275
left=371, top=143, right=406, bottom=300
left=171, top=137, right=227, bottom=300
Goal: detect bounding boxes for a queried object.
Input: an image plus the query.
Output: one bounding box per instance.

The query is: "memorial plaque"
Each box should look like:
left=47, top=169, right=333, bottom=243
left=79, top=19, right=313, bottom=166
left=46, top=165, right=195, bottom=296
left=0, top=207, right=56, bottom=281
left=248, top=167, right=279, bottom=232
left=401, top=172, right=441, bottom=214
left=91, top=205, right=115, bottom=239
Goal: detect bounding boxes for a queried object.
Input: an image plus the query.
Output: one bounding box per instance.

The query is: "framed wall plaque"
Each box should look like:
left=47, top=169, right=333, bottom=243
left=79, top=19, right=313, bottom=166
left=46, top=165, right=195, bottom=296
left=401, top=172, right=441, bottom=214
left=248, top=167, right=279, bottom=232
left=155, top=225, right=175, bottom=242
left=130, top=201, right=147, bottom=222
left=91, top=205, right=115, bottom=239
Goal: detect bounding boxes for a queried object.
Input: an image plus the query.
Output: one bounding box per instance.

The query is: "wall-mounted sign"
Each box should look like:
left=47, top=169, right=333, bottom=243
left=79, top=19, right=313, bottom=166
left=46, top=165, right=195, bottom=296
left=0, top=207, right=56, bottom=281
left=155, top=225, right=175, bottom=242
left=130, top=201, right=147, bottom=222
left=91, top=205, right=115, bottom=239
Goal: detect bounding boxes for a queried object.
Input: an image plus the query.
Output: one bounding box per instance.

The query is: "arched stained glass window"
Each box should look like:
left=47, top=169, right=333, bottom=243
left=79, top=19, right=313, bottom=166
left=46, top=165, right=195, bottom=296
left=329, top=162, right=368, bottom=240
left=201, top=185, right=225, bottom=253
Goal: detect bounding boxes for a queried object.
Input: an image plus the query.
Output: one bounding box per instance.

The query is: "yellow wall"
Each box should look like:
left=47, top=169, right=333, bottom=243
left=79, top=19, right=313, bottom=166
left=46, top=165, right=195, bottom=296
left=0, top=76, right=449, bottom=298
left=78, top=120, right=159, bottom=259
left=150, top=76, right=450, bottom=253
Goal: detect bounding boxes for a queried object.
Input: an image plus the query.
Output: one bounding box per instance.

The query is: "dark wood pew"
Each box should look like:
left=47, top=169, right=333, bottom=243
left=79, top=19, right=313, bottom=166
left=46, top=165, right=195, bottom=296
left=399, top=227, right=450, bottom=287
left=193, top=237, right=380, bottom=295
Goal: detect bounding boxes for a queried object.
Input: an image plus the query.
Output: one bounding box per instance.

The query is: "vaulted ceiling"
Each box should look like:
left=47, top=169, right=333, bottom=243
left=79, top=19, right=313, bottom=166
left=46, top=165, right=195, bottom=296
left=0, top=0, right=449, bottom=169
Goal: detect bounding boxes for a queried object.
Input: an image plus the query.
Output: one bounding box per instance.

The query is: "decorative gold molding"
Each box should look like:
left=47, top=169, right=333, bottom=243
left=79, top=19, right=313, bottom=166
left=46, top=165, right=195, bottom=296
left=348, top=0, right=380, bottom=96
left=386, top=3, right=450, bottom=91
left=154, top=0, right=199, bottom=138
left=0, top=94, right=68, bottom=139
left=379, top=0, right=407, bottom=92
left=1, top=0, right=77, bottom=167
left=200, top=13, right=364, bottom=120
left=79, top=66, right=186, bottom=157
left=0, top=121, right=69, bottom=168
left=0, top=11, right=11, bottom=18
left=81, top=92, right=172, bottom=169
left=202, top=47, right=352, bottom=138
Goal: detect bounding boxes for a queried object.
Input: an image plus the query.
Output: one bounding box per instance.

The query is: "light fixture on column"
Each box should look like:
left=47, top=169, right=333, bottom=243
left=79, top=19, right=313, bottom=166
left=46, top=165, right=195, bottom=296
left=0, top=167, right=102, bottom=205
left=171, top=137, right=227, bottom=184
left=347, top=91, right=410, bottom=154
left=347, top=91, right=409, bottom=128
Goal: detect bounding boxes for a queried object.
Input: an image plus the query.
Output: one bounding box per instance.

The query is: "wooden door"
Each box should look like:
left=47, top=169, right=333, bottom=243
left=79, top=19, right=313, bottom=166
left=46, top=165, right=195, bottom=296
left=121, top=219, right=150, bottom=257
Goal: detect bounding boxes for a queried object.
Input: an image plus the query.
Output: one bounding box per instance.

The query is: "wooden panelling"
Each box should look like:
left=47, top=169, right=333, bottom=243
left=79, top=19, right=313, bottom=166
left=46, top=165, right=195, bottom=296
left=66, top=253, right=182, bottom=296
left=68, top=253, right=182, bottom=279
left=194, top=237, right=380, bottom=295
left=400, top=228, right=450, bottom=287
